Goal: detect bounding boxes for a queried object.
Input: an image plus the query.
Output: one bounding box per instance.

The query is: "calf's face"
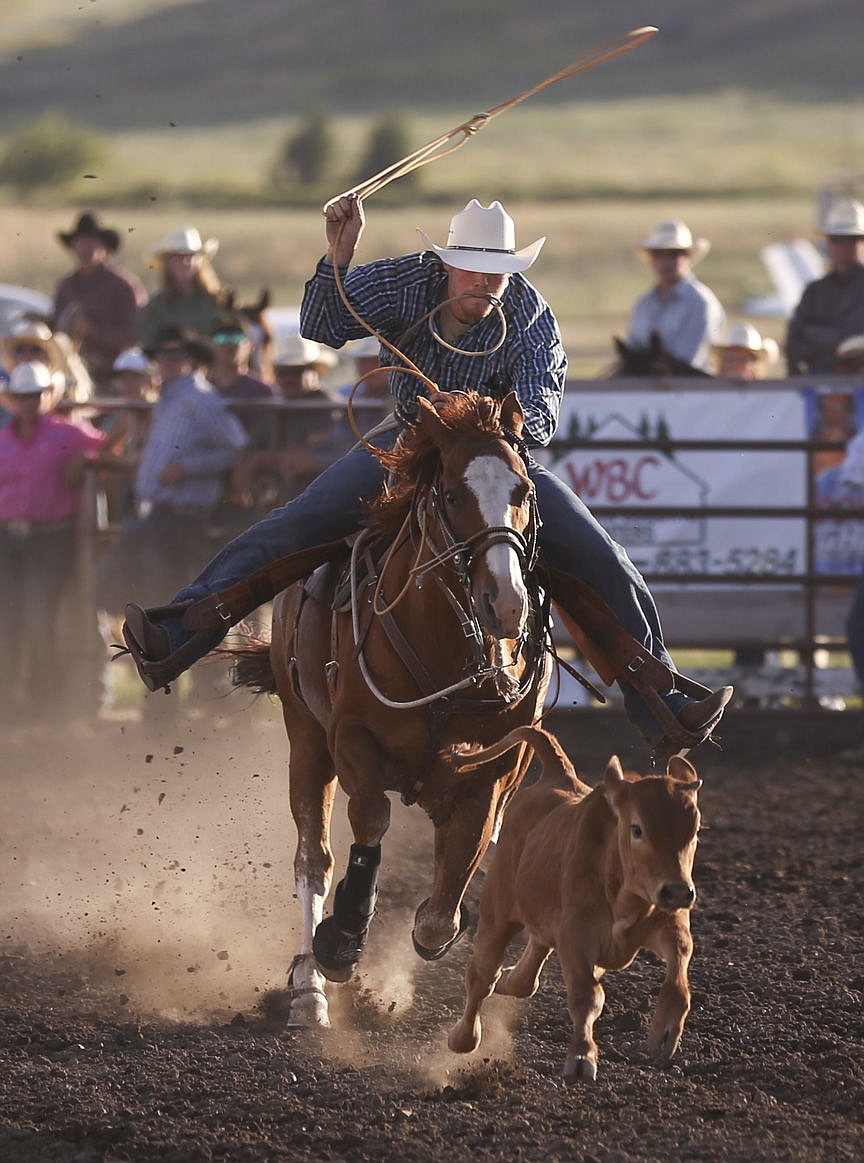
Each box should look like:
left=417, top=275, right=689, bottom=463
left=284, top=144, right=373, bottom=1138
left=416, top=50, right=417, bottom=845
left=604, top=756, right=701, bottom=911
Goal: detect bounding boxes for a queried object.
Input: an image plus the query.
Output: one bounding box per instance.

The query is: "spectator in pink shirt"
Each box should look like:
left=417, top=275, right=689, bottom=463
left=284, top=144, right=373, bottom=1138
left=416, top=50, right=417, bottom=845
left=0, top=362, right=106, bottom=719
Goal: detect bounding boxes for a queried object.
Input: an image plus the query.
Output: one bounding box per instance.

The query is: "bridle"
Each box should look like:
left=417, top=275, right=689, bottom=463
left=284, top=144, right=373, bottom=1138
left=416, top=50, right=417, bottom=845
left=349, top=438, right=545, bottom=712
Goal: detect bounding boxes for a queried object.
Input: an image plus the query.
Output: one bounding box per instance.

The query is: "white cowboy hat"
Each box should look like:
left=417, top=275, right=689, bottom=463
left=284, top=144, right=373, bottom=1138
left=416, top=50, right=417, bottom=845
left=6, top=360, right=59, bottom=395
left=273, top=334, right=338, bottom=371
left=712, top=322, right=779, bottom=364
left=348, top=336, right=382, bottom=359
left=822, top=199, right=864, bottom=237
left=637, top=220, right=711, bottom=264
left=149, top=225, right=219, bottom=260
left=112, top=346, right=152, bottom=374
left=416, top=199, right=545, bottom=274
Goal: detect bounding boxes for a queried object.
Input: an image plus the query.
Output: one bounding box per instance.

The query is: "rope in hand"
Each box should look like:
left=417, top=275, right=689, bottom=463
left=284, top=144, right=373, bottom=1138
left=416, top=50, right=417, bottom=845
left=327, top=24, right=659, bottom=443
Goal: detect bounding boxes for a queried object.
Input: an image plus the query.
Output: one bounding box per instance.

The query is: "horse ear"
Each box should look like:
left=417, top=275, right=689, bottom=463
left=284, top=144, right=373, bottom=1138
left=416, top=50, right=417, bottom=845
left=613, top=335, right=628, bottom=357
left=257, top=288, right=271, bottom=310
left=416, top=395, right=454, bottom=449
left=499, top=391, right=524, bottom=437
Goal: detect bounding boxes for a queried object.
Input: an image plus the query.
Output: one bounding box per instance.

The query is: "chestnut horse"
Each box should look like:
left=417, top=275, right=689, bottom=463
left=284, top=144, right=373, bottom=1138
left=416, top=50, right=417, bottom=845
left=233, top=392, right=551, bottom=1026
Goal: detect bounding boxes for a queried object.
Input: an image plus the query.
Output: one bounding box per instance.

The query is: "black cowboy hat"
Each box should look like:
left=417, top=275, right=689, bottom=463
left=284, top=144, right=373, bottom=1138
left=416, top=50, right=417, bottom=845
left=58, top=211, right=121, bottom=253
left=142, top=324, right=214, bottom=367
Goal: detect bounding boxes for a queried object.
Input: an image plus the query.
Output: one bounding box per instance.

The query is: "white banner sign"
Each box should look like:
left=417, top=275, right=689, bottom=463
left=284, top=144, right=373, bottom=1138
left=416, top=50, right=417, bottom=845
left=539, top=387, right=813, bottom=579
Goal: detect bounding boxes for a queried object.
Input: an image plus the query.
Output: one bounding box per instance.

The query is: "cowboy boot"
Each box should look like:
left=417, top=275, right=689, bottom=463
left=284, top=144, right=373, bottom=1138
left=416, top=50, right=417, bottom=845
left=122, top=602, right=221, bottom=693
left=652, top=685, right=734, bottom=765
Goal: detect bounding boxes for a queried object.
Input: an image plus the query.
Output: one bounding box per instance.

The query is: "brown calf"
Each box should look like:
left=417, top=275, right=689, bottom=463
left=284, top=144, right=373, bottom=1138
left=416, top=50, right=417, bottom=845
left=447, top=725, right=702, bottom=1082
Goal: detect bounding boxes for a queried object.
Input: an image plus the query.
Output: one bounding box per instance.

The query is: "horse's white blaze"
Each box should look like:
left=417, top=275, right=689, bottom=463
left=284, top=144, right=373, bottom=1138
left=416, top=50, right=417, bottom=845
left=464, top=456, right=528, bottom=630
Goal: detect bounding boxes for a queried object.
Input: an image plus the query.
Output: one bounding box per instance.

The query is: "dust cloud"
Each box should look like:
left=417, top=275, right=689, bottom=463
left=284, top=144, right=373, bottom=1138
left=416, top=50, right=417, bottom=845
left=0, top=700, right=483, bottom=1058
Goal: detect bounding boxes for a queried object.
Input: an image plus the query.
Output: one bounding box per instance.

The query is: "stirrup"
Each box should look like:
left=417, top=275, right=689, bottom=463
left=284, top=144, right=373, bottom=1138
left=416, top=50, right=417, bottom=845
left=651, top=686, right=733, bottom=766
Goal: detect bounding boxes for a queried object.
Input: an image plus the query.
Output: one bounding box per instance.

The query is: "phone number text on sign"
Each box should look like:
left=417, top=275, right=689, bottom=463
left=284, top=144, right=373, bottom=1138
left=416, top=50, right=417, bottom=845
left=648, top=546, right=800, bottom=576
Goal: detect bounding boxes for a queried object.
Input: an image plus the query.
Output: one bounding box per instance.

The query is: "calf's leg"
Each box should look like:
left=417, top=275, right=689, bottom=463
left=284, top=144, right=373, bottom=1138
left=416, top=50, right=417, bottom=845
left=448, top=914, right=521, bottom=1054
left=558, top=937, right=605, bottom=1083
left=646, top=915, right=693, bottom=1060
left=495, top=935, right=552, bottom=998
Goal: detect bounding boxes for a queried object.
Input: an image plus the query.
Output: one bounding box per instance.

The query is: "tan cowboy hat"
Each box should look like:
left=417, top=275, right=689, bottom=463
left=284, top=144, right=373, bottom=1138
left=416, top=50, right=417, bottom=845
left=637, top=219, right=711, bottom=264
left=711, top=322, right=779, bottom=364
left=149, top=225, right=219, bottom=260
left=821, top=199, right=864, bottom=237
left=0, top=316, right=64, bottom=371
left=273, top=334, right=338, bottom=371
left=417, top=199, right=545, bottom=274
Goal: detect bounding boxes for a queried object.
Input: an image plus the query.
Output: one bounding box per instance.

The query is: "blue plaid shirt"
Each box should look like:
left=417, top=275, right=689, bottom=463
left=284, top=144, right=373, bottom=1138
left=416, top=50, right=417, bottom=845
left=300, top=252, right=567, bottom=446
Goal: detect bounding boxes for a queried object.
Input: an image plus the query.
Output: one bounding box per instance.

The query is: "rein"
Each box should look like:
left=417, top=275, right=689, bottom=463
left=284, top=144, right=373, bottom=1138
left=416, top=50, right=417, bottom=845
left=350, top=461, right=543, bottom=712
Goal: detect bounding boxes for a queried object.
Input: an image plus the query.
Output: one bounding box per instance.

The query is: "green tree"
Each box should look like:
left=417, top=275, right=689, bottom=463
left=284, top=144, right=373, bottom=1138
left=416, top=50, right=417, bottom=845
left=0, top=113, right=105, bottom=194
left=354, top=113, right=418, bottom=191
left=273, top=109, right=333, bottom=188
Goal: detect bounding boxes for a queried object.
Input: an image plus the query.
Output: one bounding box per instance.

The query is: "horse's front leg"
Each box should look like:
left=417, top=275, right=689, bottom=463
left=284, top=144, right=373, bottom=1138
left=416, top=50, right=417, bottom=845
left=313, top=724, right=391, bottom=982
left=285, top=727, right=338, bottom=1026
left=413, top=781, right=501, bottom=961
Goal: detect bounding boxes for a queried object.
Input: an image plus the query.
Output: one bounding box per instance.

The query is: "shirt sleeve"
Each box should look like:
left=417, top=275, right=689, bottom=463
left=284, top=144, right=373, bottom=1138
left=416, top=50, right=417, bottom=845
left=505, top=302, right=567, bottom=447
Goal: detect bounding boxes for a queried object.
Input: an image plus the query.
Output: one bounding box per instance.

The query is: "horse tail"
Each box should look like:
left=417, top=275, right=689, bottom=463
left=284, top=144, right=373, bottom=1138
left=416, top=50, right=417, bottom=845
left=450, top=724, right=579, bottom=788
left=224, top=642, right=277, bottom=695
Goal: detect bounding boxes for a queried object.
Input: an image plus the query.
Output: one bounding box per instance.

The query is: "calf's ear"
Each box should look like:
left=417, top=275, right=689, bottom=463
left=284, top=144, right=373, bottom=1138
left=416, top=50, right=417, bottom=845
left=667, top=755, right=699, bottom=783
left=602, top=755, right=627, bottom=809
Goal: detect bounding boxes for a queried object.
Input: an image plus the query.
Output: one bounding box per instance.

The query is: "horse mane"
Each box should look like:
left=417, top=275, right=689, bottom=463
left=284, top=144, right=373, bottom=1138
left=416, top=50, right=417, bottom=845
left=365, top=392, right=508, bottom=539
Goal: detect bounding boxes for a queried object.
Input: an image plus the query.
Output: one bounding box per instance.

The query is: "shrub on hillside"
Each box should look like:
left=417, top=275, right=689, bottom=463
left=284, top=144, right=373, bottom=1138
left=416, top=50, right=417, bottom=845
left=272, top=109, right=334, bottom=189
left=353, top=113, right=418, bottom=193
left=0, top=113, right=106, bottom=194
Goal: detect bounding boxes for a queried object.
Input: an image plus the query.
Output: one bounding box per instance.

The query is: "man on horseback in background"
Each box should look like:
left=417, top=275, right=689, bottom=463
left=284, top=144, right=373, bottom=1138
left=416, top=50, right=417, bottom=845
left=123, top=195, right=731, bottom=761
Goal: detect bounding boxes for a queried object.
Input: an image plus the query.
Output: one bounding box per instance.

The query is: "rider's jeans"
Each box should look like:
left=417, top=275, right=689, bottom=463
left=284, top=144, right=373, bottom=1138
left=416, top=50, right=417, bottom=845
left=159, top=433, right=686, bottom=740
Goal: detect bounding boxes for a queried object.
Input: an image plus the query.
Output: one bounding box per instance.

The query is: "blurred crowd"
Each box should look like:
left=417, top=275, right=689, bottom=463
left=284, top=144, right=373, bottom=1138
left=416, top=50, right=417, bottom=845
left=2, top=199, right=864, bottom=728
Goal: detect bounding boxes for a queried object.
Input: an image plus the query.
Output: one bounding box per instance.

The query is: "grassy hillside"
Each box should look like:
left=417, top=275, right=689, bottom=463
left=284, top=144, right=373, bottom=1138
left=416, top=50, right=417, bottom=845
left=0, top=0, right=861, bottom=131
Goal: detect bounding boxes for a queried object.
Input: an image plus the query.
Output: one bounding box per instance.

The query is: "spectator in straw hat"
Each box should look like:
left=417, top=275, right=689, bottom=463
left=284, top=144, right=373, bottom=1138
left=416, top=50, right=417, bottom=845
left=0, top=315, right=93, bottom=404
left=138, top=226, right=228, bottom=351
left=786, top=199, right=864, bottom=374
left=121, top=195, right=732, bottom=761
left=627, top=219, right=726, bottom=373
left=712, top=321, right=781, bottom=381
left=53, top=211, right=147, bottom=386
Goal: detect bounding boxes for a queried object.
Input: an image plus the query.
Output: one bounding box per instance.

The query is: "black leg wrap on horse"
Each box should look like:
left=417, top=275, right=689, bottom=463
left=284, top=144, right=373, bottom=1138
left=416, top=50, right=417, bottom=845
left=313, top=844, right=381, bottom=982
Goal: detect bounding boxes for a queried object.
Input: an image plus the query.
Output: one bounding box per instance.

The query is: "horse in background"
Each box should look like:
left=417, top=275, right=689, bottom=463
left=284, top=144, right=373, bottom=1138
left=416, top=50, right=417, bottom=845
left=231, top=392, right=551, bottom=1027
left=610, top=333, right=714, bottom=378
left=225, top=288, right=274, bottom=380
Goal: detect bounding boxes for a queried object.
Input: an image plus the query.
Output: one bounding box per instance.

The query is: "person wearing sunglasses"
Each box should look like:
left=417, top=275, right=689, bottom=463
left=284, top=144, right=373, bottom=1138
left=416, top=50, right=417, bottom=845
left=786, top=199, right=864, bottom=375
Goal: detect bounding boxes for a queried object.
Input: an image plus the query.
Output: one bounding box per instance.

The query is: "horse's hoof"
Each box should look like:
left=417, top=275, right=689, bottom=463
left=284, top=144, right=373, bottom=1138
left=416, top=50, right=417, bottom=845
left=281, top=953, right=331, bottom=1026
left=312, top=916, right=367, bottom=982
left=411, top=898, right=472, bottom=962
left=563, top=1055, right=597, bottom=1083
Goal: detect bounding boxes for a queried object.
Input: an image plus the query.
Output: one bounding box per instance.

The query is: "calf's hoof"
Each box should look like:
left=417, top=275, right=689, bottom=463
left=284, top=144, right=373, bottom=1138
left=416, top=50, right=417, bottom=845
left=447, top=1018, right=481, bottom=1055
left=647, top=1025, right=682, bottom=1061
left=563, top=1055, right=598, bottom=1083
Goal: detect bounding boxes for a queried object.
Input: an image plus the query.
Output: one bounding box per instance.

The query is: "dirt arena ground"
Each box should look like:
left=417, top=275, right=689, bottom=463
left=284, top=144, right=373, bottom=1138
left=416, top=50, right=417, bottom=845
left=1, top=697, right=861, bottom=1162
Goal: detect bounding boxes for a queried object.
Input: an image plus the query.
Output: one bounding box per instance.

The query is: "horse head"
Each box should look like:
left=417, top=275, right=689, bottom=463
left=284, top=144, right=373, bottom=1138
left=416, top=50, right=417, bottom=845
left=414, top=391, right=536, bottom=644
left=612, top=333, right=713, bottom=378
